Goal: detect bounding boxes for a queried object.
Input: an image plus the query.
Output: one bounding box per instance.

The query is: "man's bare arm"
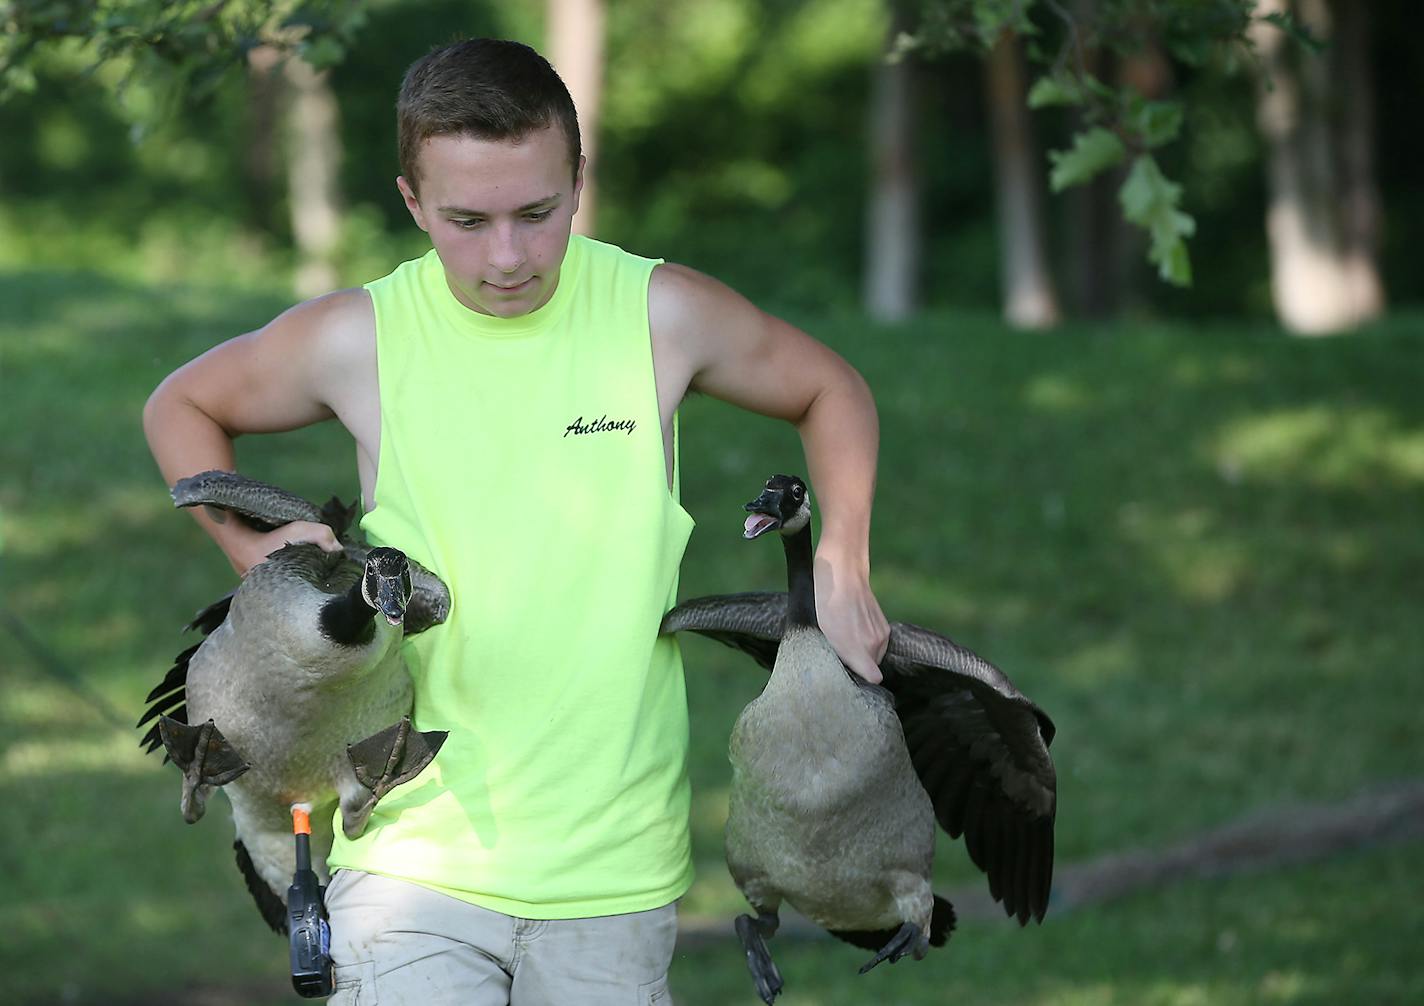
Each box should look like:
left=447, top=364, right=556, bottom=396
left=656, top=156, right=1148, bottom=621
left=649, top=263, right=889, bottom=683
left=142, top=289, right=372, bottom=575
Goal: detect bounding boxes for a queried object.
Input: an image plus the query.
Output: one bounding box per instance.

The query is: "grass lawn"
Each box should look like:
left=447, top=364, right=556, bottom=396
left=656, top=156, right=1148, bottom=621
left=2, top=265, right=1421, bottom=1004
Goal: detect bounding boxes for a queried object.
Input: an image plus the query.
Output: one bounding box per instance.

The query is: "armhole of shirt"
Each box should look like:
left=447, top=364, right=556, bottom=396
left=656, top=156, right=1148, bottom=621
left=361, top=277, right=390, bottom=516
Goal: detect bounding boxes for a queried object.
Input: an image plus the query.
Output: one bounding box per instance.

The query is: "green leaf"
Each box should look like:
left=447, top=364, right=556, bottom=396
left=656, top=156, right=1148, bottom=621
left=1127, top=97, right=1184, bottom=148
left=1261, top=11, right=1326, bottom=53
left=1027, top=74, right=1082, bottom=109
left=973, top=0, right=1034, bottom=45
left=1118, top=155, right=1196, bottom=286
left=1048, top=127, right=1126, bottom=192
left=1, top=63, right=39, bottom=96
left=301, top=35, right=346, bottom=70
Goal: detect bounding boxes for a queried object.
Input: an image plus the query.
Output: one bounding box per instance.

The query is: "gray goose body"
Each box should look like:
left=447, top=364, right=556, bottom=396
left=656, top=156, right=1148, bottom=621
left=704, top=474, right=957, bottom=1004
left=665, top=474, right=1057, bottom=1001
left=184, top=545, right=411, bottom=903
left=139, top=472, right=451, bottom=932
left=727, top=625, right=937, bottom=935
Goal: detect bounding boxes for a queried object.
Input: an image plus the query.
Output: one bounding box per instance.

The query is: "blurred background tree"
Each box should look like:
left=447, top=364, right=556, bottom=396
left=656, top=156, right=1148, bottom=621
left=0, top=0, right=1418, bottom=328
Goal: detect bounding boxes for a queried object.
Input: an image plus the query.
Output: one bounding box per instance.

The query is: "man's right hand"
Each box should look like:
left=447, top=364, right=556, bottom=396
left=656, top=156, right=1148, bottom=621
left=227, top=520, right=344, bottom=577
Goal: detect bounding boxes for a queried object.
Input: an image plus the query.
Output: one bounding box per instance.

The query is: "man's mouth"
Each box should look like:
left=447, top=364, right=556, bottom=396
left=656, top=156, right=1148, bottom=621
left=487, top=277, right=535, bottom=293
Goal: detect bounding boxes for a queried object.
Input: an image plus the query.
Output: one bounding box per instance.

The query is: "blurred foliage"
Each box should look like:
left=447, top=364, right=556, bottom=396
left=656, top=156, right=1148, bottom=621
left=0, top=0, right=1421, bottom=317
left=0, top=0, right=366, bottom=109
left=901, top=0, right=1284, bottom=286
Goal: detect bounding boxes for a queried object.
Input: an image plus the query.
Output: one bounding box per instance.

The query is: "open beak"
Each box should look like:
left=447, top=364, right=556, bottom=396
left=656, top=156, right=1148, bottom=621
left=742, top=490, right=785, bottom=539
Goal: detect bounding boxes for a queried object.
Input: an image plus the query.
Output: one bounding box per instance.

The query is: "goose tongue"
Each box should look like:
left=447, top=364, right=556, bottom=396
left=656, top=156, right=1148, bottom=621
left=744, top=513, right=780, bottom=539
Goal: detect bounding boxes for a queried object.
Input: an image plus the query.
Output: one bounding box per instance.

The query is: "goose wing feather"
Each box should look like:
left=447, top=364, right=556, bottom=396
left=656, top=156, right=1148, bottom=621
left=171, top=472, right=451, bottom=633
left=658, top=591, right=785, bottom=670
left=882, top=620, right=1056, bottom=924
left=661, top=591, right=1058, bottom=923
left=171, top=470, right=329, bottom=531
left=137, top=595, right=234, bottom=755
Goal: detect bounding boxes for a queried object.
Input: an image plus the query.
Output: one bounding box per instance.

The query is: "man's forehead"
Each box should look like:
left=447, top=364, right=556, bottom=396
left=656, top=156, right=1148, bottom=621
left=435, top=192, right=561, bottom=216
left=415, top=129, right=574, bottom=207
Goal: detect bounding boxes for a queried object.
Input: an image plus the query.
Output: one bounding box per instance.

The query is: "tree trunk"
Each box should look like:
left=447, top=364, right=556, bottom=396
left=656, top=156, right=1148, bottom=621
left=1250, top=0, right=1383, bottom=333
left=1330, top=0, right=1385, bottom=319
left=984, top=29, right=1059, bottom=329
left=863, top=5, right=920, bottom=322
left=244, top=45, right=283, bottom=236
left=547, top=0, right=606, bottom=237
left=283, top=56, right=343, bottom=298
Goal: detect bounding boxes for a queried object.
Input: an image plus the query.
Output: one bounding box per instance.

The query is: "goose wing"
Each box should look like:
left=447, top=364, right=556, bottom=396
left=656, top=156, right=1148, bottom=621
left=659, top=591, right=785, bottom=670
left=137, top=593, right=234, bottom=756
left=661, top=591, right=1058, bottom=924
left=882, top=620, right=1056, bottom=925
left=171, top=470, right=329, bottom=531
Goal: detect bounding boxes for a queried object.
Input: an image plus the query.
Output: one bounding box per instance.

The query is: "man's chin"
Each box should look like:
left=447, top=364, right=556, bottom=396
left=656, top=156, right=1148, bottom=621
left=482, top=279, right=544, bottom=315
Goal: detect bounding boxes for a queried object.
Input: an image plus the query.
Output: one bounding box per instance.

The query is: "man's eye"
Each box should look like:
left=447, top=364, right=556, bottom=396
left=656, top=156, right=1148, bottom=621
left=525, top=210, right=553, bottom=223
left=452, top=218, right=483, bottom=230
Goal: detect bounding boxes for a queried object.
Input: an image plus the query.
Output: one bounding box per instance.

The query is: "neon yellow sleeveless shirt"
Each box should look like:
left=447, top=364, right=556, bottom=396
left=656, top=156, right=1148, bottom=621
left=326, top=236, right=696, bottom=918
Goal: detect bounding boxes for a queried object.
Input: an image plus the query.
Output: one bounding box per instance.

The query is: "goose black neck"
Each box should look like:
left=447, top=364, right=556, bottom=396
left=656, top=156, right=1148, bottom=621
left=782, top=524, right=817, bottom=628
left=319, top=579, right=376, bottom=647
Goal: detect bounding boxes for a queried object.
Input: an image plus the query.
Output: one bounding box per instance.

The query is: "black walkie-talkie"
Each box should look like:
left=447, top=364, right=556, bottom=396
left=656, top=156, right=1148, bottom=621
left=288, top=806, right=335, bottom=998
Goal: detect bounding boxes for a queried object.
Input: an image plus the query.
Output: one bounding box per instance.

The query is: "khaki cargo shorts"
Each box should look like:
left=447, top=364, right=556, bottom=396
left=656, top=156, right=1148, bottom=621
left=325, top=870, right=676, bottom=1005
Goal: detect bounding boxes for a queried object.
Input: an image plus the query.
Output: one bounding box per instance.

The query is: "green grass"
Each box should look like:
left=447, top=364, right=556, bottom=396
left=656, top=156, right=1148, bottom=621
left=2, top=266, right=1422, bottom=1004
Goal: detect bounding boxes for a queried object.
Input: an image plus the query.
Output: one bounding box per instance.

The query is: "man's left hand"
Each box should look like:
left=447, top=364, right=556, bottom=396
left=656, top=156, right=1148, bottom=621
left=813, top=550, right=890, bottom=685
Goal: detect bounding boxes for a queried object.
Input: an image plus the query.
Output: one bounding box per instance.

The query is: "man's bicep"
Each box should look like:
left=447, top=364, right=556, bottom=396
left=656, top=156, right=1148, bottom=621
left=663, top=268, right=845, bottom=423
left=159, top=301, right=341, bottom=436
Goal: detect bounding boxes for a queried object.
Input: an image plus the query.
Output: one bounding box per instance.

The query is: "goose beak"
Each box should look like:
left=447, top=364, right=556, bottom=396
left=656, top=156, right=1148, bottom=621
left=743, top=490, right=785, bottom=539
left=372, top=577, right=408, bottom=626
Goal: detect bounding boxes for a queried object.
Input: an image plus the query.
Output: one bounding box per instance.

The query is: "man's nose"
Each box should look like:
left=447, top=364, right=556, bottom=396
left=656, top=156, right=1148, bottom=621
left=489, top=223, right=525, bottom=274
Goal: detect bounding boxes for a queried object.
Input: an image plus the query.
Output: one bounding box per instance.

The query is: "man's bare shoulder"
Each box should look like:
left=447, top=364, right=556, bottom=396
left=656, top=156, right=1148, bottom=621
left=151, top=287, right=377, bottom=438
left=649, top=261, right=749, bottom=327
left=648, top=260, right=855, bottom=421
left=648, top=261, right=768, bottom=372
left=268, top=286, right=375, bottom=359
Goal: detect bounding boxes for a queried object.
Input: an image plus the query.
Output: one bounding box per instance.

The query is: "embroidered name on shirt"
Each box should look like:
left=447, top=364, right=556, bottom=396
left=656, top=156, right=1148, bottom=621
left=564, top=414, right=637, bottom=437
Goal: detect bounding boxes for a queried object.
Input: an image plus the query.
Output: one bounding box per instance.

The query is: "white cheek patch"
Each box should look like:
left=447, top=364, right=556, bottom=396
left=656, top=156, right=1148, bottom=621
left=782, top=500, right=812, bottom=533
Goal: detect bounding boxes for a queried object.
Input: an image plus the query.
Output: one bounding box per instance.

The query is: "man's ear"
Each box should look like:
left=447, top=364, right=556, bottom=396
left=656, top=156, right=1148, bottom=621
left=570, top=155, right=586, bottom=214
left=396, top=175, right=429, bottom=233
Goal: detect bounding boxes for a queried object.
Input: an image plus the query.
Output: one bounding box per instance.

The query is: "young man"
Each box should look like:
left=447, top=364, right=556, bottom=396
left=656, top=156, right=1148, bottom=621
left=144, top=38, right=887, bottom=1004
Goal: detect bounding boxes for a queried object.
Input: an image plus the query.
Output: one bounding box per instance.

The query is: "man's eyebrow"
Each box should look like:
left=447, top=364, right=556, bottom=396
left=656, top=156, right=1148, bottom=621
left=437, top=195, right=561, bottom=216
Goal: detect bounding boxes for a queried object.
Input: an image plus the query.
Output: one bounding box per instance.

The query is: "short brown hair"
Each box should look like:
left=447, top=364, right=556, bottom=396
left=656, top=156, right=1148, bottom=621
left=397, top=39, right=581, bottom=196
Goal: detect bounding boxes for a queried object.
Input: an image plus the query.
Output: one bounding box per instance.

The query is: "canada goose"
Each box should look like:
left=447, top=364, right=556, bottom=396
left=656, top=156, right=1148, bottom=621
left=661, top=474, right=1057, bottom=1003
left=137, top=471, right=452, bottom=933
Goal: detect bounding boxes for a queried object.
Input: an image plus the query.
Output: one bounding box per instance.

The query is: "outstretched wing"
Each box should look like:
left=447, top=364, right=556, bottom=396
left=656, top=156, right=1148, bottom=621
left=882, top=621, right=1056, bottom=925
left=660, top=590, right=1058, bottom=924
left=659, top=592, right=786, bottom=670
left=137, top=593, right=234, bottom=756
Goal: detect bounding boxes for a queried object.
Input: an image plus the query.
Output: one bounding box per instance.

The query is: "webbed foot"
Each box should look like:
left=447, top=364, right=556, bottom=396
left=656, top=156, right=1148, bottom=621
left=341, top=716, right=448, bottom=838
left=734, top=911, right=784, bottom=1005
left=158, top=716, right=250, bottom=823
left=857, top=921, right=927, bottom=974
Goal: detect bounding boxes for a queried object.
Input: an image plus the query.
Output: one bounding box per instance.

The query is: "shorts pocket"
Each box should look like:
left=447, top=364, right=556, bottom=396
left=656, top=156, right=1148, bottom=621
left=637, top=974, right=671, bottom=1004
left=329, top=960, right=377, bottom=1005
